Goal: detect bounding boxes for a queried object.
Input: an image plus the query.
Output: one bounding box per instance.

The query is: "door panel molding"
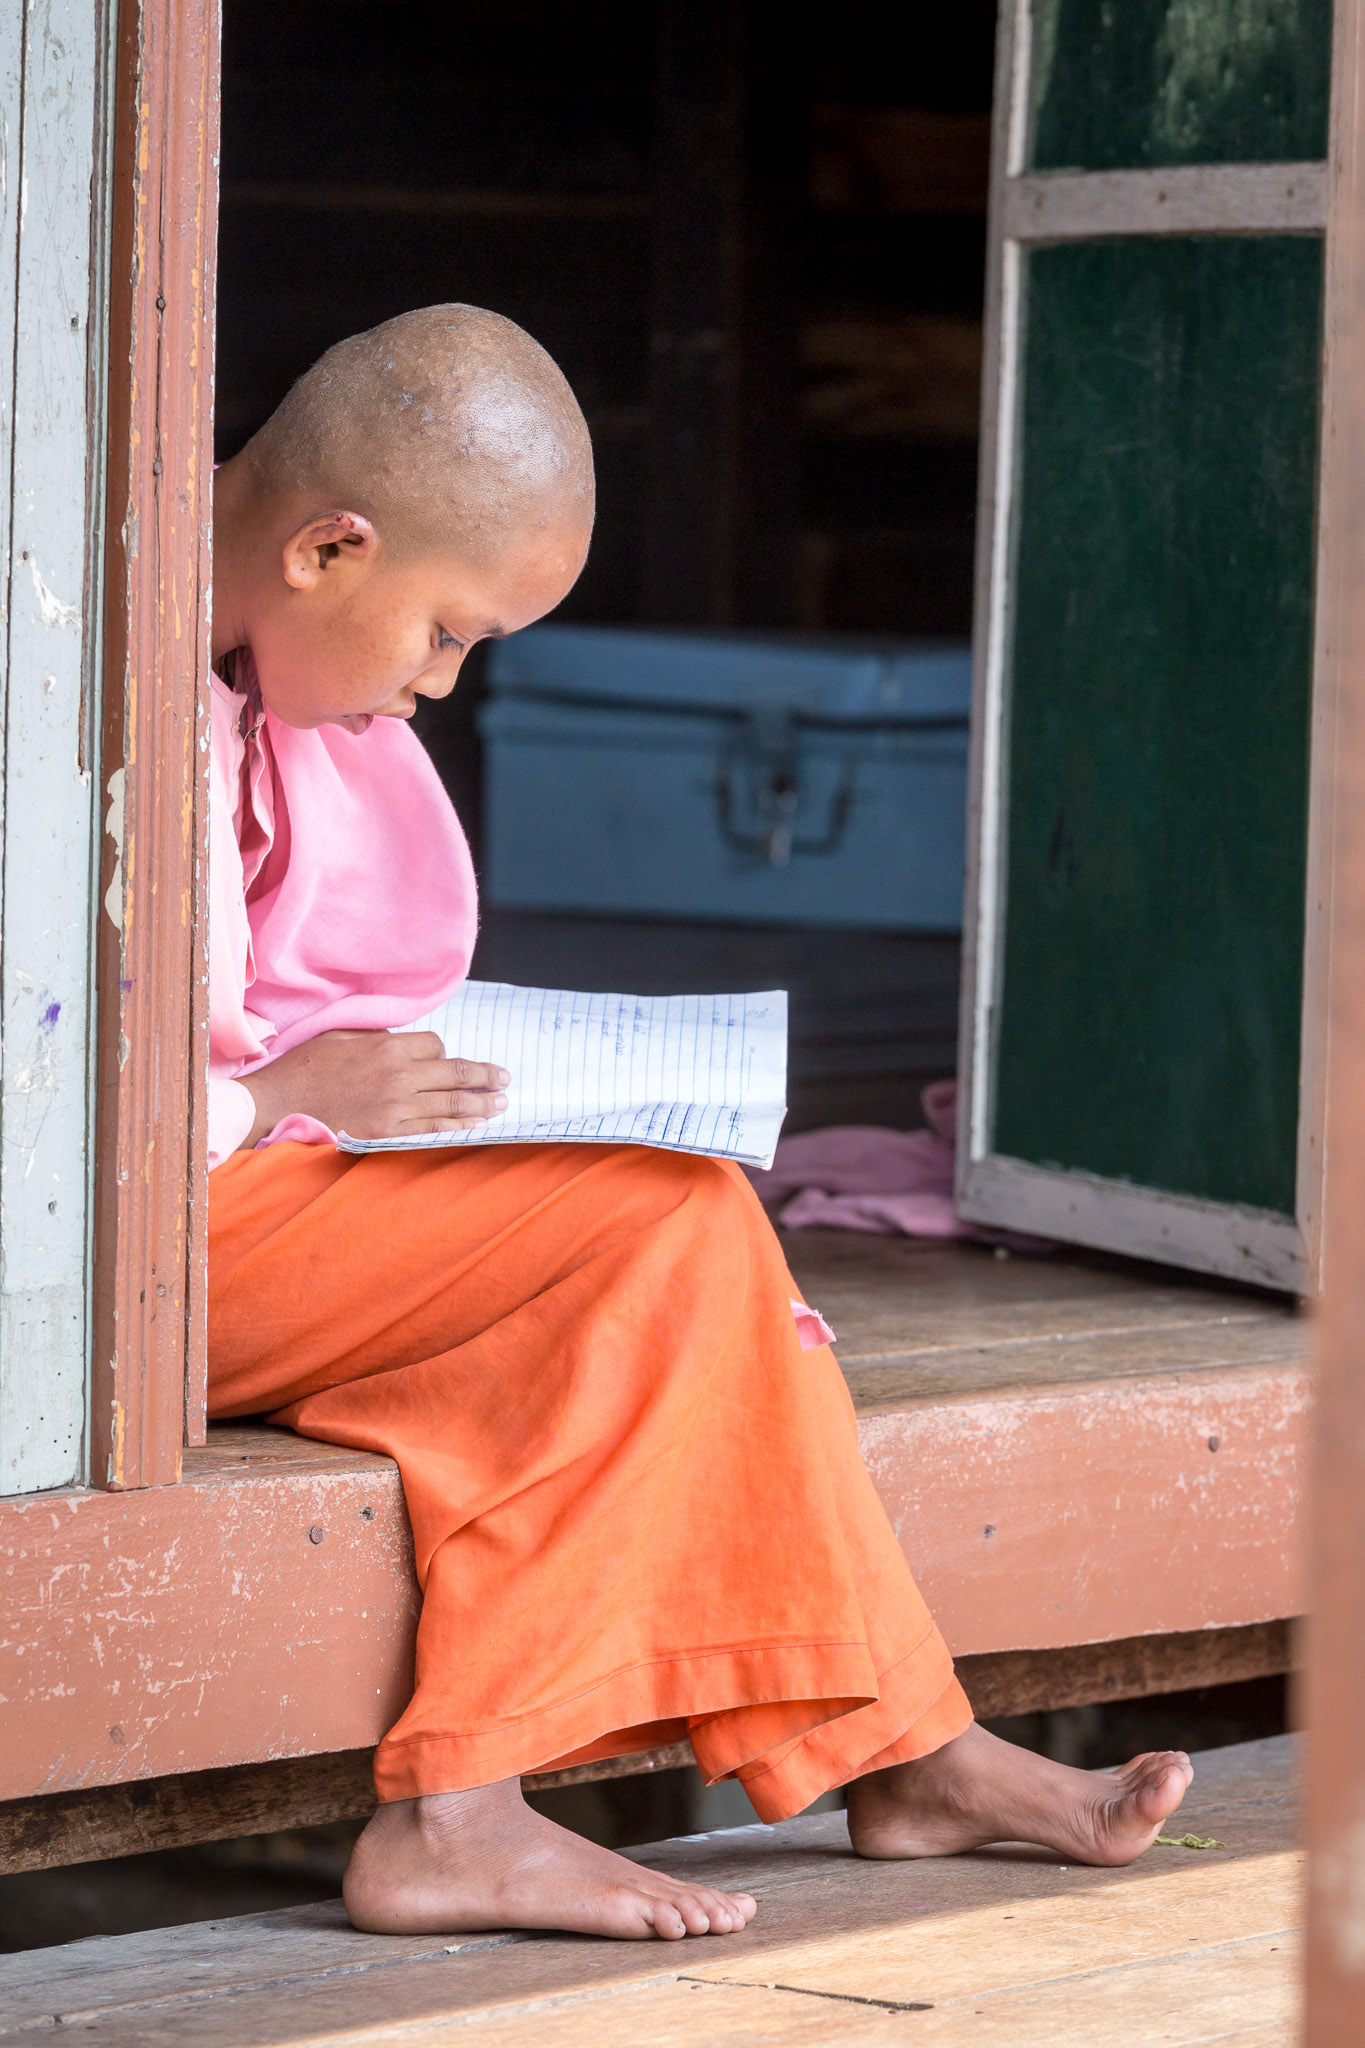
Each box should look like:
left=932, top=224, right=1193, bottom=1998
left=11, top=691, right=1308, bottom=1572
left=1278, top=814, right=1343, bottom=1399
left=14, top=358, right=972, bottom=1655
left=1002, top=161, right=1327, bottom=241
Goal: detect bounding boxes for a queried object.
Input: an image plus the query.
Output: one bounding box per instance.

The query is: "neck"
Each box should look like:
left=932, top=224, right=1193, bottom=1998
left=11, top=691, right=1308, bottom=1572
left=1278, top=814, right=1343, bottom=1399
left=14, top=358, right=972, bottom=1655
left=209, top=455, right=258, bottom=667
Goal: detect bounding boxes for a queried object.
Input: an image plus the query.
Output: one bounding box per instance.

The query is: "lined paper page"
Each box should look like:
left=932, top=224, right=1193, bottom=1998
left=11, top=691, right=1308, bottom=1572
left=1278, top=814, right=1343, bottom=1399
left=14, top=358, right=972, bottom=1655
left=336, top=981, right=788, bottom=1169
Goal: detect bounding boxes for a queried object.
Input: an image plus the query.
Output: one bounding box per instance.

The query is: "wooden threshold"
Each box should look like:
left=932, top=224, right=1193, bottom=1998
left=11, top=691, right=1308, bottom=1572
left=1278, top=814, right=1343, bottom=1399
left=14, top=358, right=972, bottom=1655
left=0, top=1236, right=1307, bottom=1809
left=0, top=1735, right=1300, bottom=2046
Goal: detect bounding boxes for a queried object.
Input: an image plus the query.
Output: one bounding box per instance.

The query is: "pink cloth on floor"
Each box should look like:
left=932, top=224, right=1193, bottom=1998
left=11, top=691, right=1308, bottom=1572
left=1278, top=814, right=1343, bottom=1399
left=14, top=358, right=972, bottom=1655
left=750, top=1081, right=1050, bottom=1249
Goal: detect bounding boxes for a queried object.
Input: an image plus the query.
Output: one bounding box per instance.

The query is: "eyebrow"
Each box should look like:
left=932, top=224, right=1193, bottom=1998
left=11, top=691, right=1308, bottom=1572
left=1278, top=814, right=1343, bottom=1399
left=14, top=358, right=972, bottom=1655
left=443, top=620, right=511, bottom=644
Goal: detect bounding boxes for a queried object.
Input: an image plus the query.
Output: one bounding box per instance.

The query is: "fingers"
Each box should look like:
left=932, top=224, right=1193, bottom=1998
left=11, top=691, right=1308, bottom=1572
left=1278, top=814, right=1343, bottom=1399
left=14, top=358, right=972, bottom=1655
left=401, top=1110, right=503, bottom=1136
left=401, top=1050, right=510, bottom=1132
left=426, top=1059, right=508, bottom=1129
left=401, top=1087, right=508, bottom=1135
left=318, top=1034, right=513, bottom=1138
left=403, top=1044, right=511, bottom=1096
left=445, top=1057, right=511, bottom=1094
left=435, top=1081, right=509, bottom=1130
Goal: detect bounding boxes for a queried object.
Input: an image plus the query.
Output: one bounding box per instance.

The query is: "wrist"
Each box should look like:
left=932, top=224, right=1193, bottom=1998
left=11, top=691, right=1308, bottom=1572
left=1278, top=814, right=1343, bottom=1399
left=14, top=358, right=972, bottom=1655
left=239, top=1068, right=287, bottom=1150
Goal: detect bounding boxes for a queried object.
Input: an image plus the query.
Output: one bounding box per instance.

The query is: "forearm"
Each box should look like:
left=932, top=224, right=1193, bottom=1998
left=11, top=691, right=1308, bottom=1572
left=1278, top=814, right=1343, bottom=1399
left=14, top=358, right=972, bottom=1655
left=237, top=1061, right=294, bottom=1149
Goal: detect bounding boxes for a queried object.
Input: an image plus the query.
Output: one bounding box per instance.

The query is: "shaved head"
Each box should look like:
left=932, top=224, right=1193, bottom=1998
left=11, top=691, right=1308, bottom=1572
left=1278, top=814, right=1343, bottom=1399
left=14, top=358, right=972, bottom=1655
left=243, top=304, right=594, bottom=562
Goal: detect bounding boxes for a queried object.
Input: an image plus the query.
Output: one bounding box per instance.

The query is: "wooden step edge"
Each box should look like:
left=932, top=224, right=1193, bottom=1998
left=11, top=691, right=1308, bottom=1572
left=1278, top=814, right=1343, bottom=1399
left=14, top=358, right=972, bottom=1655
left=0, top=1621, right=1296, bottom=1877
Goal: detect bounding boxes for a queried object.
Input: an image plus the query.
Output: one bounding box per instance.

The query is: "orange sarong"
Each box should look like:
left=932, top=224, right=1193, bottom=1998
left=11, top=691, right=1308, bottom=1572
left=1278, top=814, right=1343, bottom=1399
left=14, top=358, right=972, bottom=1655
left=208, top=1140, right=971, bottom=1817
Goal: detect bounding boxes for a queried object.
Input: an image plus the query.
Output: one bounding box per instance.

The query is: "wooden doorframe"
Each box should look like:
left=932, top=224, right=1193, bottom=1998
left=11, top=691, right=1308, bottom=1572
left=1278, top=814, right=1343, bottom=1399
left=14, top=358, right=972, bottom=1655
left=90, top=0, right=219, bottom=1490
left=1304, top=1, right=1365, bottom=2033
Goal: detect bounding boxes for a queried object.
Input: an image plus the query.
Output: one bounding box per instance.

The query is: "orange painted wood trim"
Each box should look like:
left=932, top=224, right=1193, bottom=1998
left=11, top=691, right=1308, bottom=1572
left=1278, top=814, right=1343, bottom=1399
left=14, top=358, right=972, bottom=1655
left=0, top=1362, right=1306, bottom=1802
left=0, top=1621, right=1298, bottom=1873
left=0, top=1452, right=418, bottom=1800
left=91, top=0, right=219, bottom=1487
left=862, top=1362, right=1309, bottom=1655
left=1305, top=3, right=1365, bottom=2035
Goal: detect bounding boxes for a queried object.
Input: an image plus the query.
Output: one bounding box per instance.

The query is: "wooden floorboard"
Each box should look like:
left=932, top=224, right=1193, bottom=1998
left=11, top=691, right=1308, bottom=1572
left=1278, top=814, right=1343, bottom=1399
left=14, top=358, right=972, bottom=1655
left=840, top=1316, right=1306, bottom=1410
left=783, top=1231, right=1302, bottom=1389
left=0, top=1736, right=1299, bottom=2045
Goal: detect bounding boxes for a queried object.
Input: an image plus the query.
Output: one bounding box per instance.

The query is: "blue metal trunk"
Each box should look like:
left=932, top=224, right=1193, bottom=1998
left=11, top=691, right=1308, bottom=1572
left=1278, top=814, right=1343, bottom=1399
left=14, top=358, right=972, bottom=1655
left=481, top=626, right=970, bottom=931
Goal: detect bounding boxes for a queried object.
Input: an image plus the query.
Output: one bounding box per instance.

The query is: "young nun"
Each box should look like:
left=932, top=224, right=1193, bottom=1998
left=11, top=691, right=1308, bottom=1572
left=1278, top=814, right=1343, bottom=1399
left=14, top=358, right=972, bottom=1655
left=208, top=304, right=1193, bottom=1942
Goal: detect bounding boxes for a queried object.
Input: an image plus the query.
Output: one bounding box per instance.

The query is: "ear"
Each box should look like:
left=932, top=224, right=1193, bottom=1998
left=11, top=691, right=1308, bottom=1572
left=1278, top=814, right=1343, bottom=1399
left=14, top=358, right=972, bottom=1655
left=282, top=510, right=378, bottom=592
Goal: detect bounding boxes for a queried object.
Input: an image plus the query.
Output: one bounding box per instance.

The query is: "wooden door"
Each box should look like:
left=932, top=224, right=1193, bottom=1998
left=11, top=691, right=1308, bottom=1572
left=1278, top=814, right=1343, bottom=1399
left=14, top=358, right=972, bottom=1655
left=957, top=0, right=1330, bottom=1291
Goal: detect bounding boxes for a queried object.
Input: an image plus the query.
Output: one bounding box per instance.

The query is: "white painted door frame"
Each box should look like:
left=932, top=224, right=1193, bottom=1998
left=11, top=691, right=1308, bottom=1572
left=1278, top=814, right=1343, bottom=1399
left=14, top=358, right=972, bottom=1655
left=0, top=0, right=115, bottom=1491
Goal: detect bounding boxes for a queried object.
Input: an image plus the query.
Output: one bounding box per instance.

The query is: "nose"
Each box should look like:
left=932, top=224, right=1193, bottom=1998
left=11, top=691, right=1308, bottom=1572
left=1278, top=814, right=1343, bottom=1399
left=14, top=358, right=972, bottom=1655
left=412, top=660, right=462, bottom=704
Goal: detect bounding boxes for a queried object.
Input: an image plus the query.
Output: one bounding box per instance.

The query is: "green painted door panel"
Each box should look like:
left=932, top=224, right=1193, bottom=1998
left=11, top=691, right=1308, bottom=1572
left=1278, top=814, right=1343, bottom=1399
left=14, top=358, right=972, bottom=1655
left=1029, top=0, right=1331, bottom=170
left=993, top=235, right=1321, bottom=1214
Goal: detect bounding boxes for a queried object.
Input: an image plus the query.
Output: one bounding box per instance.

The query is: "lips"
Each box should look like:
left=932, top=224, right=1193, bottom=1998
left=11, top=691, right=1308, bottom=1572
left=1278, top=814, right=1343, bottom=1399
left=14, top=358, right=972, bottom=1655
left=338, top=713, right=375, bottom=735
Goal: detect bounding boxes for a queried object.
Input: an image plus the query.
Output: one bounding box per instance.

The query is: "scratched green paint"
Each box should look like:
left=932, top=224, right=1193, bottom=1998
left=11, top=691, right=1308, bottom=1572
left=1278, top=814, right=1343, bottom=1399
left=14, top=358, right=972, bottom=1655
left=992, top=236, right=1321, bottom=1215
left=1029, top=0, right=1331, bottom=169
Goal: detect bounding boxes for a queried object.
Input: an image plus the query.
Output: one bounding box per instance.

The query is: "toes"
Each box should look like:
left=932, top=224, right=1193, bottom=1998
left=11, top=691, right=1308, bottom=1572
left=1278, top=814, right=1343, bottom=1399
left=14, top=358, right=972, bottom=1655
left=1139, top=1750, right=1192, bottom=1789
left=1129, top=1753, right=1193, bottom=1825
left=673, top=1891, right=717, bottom=1936
left=645, top=1884, right=718, bottom=1936
left=695, top=1886, right=757, bottom=1934
left=1118, top=1749, right=1192, bottom=1784
left=699, top=1888, right=748, bottom=1934
left=681, top=1885, right=746, bottom=1934
left=645, top=1883, right=757, bottom=1937
left=645, top=1896, right=689, bottom=1940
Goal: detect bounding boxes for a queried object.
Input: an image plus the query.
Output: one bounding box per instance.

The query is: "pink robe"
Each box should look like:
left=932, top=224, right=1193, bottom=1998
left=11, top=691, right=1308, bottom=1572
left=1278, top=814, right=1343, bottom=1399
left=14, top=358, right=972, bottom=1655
left=207, top=659, right=478, bottom=1168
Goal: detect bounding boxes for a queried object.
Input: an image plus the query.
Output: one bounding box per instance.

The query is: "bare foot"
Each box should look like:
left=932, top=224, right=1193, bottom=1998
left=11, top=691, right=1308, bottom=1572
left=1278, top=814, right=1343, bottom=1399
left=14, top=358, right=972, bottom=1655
left=847, top=1722, right=1193, bottom=1867
left=342, top=1776, right=758, bottom=1941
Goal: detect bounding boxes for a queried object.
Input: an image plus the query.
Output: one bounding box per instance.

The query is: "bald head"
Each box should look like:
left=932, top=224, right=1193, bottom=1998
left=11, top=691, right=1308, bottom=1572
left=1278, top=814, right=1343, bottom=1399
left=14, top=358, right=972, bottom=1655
left=244, top=304, right=594, bottom=563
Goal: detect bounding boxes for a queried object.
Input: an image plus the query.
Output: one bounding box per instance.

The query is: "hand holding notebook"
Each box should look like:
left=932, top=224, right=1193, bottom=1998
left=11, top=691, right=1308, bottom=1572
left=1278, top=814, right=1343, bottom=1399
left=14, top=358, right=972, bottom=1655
left=336, top=980, right=789, bottom=1170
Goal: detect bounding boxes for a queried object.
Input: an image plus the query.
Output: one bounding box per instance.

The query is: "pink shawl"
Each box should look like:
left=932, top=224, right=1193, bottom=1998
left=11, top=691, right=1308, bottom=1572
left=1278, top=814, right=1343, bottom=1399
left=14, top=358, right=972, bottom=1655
left=208, top=660, right=478, bottom=1167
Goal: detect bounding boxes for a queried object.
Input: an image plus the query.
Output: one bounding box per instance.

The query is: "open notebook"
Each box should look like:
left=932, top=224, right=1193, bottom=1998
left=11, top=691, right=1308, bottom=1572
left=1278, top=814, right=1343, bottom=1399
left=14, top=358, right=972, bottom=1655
left=336, top=980, right=788, bottom=1170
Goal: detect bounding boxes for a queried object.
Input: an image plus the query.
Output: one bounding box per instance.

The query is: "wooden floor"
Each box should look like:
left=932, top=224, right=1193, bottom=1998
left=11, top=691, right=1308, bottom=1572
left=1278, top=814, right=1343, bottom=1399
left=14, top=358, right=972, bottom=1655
left=0, top=1735, right=1298, bottom=2045
left=785, top=1228, right=1302, bottom=1406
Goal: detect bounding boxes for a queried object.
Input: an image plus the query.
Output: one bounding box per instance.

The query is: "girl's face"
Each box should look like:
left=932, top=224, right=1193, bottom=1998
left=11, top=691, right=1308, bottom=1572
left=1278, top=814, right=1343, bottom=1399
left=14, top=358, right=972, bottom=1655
left=248, top=510, right=591, bottom=732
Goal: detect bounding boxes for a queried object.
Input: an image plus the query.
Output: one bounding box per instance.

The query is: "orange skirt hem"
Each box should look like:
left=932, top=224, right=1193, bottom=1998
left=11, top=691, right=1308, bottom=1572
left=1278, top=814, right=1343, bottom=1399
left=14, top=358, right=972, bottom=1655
left=372, top=1628, right=968, bottom=1818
